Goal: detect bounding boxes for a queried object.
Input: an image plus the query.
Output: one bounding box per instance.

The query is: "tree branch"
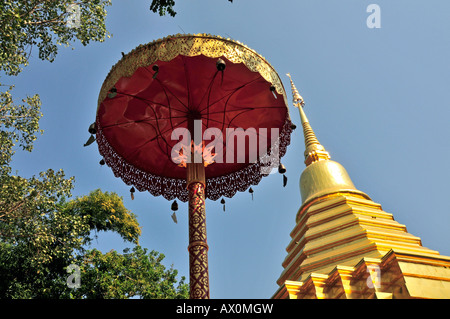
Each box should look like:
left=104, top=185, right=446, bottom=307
left=24, top=17, right=66, bottom=26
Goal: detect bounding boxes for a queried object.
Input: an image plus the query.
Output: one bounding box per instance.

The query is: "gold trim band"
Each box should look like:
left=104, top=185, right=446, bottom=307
left=188, top=241, right=209, bottom=252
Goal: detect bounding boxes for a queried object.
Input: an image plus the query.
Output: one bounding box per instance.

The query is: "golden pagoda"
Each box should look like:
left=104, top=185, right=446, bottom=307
left=273, top=75, right=450, bottom=299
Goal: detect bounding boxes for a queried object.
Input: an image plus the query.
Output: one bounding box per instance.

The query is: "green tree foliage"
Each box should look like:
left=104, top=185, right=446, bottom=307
left=0, top=0, right=188, bottom=299
left=150, top=0, right=177, bottom=17
left=73, top=246, right=189, bottom=299
left=63, top=189, right=141, bottom=245
left=0, top=0, right=112, bottom=76
left=0, top=84, right=42, bottom=174
left=0, top=187, right=188, bottom=298
left=149, top=0, right=233, bottom=17
left=0, top=88, right=188, bottom=298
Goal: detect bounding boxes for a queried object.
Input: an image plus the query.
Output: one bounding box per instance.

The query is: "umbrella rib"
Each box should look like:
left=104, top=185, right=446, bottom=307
left=154, top=77, right=190, bottom=112
left=100, top=115, right=189, bottom=130
left=205, top=71, right=221, bottom=129
left=134, top=66, right=188, bottom=165
left=202, top=113, right=277, bottom=162
left=182, top=56, right=191, bottom=110
left=205, top=111, right=266, bottom=141
left=219, top=84, right=250, bottom=133
left=158, top=78, right=177, bottom=132
left=146, top=100, right=179, bottom=154
left=125, top=118, right=189, bottom=161
left=202, top=116, right=242, bottom=130
left=197, top=77, right=261, bottom=114
left=197, top=70, right=219, bottom=114
left=200, top=119, right=228, bottom=155
left=207, top=102, right=286, bottom=142
left=123, top=121, right=160, bottom=159
left=197, top=70, right=218, bottom=108
left=117, top=91, right=188, bottom=114
left=127, top=101, right=179, bottom=159
left=143, top=64, right=184, bottom=124
left=205, top=105, right=286, bottom=116
left=226, top=107, right=258, bottom=128
left=149, top=118, right=188, bottom=143
left=121, top=65, right=189, bottom=113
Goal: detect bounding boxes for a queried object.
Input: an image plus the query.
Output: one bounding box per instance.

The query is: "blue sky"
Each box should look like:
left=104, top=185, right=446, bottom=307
left=8, top=0, right=450, bottom=298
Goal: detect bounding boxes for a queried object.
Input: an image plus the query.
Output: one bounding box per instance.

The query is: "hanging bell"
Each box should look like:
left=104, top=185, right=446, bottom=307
left=88, top=123, right=97, bottom=134
left=84, top=123, right=97, bottom=147
left=278, top=163, right=287, bottom=187
left=220, top=198, right=226, bottom=212
left=270, top=85, right=277, bottom=99
left=108, top=86, right=117, bottom=98
left=171, top=200, right=178, bottom=212
left=130, top=187, right=135, bottom=200
left=249, top=187, right=254, bottom=201
left=99, top=159, right=105, bottom=166
left=216, top=58, right=226, bottom=71
left=152, top=64, right=159, bottom=79
left=290, top=123, right=297, bottom=130
left=216, top=58, right=226, bottom=85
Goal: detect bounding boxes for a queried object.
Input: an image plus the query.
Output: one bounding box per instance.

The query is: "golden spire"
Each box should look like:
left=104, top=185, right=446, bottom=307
left=286, top=74, right=330, bottom=166
left=286, top=73, right=367, bottom=205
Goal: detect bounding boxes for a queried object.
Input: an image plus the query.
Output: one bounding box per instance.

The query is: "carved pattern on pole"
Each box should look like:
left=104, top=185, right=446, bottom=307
left=188, top=181, right=209, bottom=299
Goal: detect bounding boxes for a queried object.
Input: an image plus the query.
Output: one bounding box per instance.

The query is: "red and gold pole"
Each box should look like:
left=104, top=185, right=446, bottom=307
left=187, top=161, right=209, bottom=299
left=186, top=115, right=210, bottom=299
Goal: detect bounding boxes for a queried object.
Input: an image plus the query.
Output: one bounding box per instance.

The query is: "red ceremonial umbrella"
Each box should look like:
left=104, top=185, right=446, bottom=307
left=89, top=34, right=293, bottom=299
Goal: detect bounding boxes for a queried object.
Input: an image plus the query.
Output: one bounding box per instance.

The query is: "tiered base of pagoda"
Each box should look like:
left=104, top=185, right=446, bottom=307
left=273, top=249, right=450, bottom=299
left=273, top=193, right=450, bottom=299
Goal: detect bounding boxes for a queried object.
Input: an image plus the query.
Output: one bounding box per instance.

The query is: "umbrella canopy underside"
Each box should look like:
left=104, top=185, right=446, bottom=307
left=96, top=34, right=293, bottom=202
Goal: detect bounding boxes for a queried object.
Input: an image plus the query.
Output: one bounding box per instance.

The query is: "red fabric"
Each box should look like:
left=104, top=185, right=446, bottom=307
left=97, top=55, right=288, bottom=180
